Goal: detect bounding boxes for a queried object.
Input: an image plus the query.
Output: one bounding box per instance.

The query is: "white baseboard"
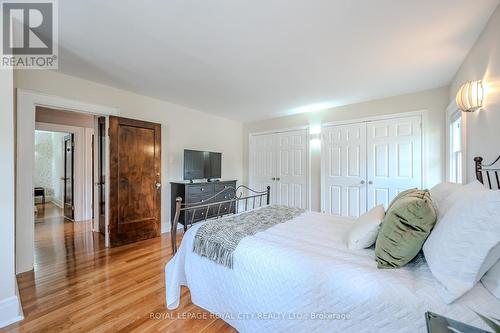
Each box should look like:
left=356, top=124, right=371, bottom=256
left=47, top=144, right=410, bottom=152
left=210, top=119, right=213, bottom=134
left=0, top=296, right=23, bottom=328
left=51, top=198, right=63, bottom=208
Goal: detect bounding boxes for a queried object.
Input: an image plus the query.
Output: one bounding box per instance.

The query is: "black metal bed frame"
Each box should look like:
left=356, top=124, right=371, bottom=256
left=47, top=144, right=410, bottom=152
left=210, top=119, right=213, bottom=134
left=171, top=185, right=270, bottom=253
left=475, top=155, right=500, bottom=190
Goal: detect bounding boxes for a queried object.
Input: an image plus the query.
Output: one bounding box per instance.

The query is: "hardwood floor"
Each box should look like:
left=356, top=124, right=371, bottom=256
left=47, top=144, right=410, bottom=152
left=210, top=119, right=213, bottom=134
left=35, top=202, right=63, bottom=222
left=2, top=214, right=236, bottom=333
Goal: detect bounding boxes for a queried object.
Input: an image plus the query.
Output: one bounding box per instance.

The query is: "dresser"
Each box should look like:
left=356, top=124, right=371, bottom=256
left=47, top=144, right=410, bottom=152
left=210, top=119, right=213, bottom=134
left=170, top=180, right=237, bottom=229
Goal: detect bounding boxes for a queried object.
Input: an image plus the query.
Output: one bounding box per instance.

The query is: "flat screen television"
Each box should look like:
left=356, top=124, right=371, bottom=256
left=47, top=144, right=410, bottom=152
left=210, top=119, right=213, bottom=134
left=184, top=150, right=222, bottom=181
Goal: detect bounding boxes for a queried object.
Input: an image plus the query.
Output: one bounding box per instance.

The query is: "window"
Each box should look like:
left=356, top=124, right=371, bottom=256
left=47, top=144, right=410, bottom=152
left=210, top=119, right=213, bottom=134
left=449, top=112, right=462, bottom=183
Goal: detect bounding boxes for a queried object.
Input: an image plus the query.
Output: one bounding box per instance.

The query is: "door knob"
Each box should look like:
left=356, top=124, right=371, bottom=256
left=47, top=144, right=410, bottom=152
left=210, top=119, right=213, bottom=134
left=155, top=182, right=161, bottom=189
left=368, top=181, right=373, bottom=185
left=272, top=177, right=276, bottom=181
left=276, top=177, right=280, bottom=181
left=360, top=180, right=365, bottom=185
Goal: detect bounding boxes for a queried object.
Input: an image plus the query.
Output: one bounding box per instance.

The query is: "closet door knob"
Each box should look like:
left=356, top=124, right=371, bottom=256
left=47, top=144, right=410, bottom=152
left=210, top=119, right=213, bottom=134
left=272, top=177, right=276, bottom=181
left=276, top=177, right=280, bottom=181
left=360, top=180, right=365, bottom=185
left=368, top=181, right=373, bottom=185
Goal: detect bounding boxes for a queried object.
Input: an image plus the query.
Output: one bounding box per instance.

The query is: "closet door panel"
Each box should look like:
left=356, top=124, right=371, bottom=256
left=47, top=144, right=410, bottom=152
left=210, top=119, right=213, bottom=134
left=276, top=129, right=308, bottom=209
left=366, top=116, right=422, bottom=210
left=322, top=123, right=367, bottom=217
left=249, top=134, right=277, bottom=204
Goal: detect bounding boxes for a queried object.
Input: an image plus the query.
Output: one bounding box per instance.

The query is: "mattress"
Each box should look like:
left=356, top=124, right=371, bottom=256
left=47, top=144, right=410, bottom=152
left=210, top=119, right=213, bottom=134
left=166, top=211, right=500, bottom=333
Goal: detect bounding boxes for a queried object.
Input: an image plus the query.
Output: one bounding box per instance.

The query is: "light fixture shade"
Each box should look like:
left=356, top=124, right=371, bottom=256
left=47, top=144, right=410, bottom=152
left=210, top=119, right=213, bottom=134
left=456, top=80, right=483, bottom=112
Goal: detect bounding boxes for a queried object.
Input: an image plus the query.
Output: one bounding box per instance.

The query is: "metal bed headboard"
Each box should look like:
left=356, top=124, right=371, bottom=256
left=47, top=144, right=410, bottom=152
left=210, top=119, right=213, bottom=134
left=475, top=155, right=500, bottom=190
left=171, top=185, right=270, bottom=253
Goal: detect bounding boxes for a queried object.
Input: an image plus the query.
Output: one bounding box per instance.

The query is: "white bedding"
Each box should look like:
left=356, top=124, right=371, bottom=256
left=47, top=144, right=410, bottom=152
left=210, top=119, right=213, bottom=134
left=166, top=211, right=500, bottom=333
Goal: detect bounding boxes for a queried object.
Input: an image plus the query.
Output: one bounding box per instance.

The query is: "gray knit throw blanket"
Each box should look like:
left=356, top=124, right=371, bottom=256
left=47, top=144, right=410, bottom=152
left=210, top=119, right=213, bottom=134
left=192, top=205, right=305, bottom=269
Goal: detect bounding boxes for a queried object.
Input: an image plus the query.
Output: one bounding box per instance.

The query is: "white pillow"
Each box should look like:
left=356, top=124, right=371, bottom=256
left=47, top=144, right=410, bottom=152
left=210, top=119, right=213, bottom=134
left=430, top=181, right=487, bottom=219
left=429, top=182, right=463, bottom=218
left=347, top=205, right=385, bottom=250
left=423, top=189, right=500, bottom=303
left=482, top=259, right=500, bottom=299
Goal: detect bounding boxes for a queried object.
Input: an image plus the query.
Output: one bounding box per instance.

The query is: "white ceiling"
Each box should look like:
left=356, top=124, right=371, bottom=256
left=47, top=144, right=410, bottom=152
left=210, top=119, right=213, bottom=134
left=57, top=0, right=499, bottom=122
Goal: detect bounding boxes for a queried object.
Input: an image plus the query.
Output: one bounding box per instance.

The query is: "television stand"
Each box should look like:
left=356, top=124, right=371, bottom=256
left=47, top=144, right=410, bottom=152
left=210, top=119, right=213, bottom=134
left=170, top=180, right=237, bottom=229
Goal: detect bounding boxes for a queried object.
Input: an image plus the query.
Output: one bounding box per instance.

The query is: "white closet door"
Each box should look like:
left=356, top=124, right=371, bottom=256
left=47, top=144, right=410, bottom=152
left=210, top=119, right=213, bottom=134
left=322, top=123, right=367, bottom=217
left=366, top=116, right=422, bottom=210
left=249, top=134, right=277, bottom=203
left=275, top=129, right=308, bottom=209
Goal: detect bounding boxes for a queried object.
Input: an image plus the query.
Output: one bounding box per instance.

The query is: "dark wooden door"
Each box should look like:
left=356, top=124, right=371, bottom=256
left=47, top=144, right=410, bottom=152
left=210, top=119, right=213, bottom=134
left=63, top=134, right=75, bottom=220
left=97, top=117, right=106, bottom=234
left=109, top=116, right=161, bottom=247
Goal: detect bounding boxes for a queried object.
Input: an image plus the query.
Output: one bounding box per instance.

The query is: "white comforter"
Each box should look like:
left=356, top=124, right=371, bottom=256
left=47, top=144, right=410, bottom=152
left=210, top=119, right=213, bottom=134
left=166, top=211, right=500, bottom=333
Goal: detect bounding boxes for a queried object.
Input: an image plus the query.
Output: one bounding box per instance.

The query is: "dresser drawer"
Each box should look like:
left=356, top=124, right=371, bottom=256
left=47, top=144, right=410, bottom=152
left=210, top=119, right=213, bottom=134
left=186, top=193, right=213, bottom=204
left=185, top=207, right=211, bottom=223
left=210, top=202, right=234, bottom=216
left=214, top=182, right=235, bottom=193
left=187, top=184, right=214, bottom=195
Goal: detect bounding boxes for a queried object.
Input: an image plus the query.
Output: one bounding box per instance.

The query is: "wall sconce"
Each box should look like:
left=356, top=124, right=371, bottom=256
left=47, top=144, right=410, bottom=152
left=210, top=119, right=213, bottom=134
left=456, top=80, right=484, bottom=112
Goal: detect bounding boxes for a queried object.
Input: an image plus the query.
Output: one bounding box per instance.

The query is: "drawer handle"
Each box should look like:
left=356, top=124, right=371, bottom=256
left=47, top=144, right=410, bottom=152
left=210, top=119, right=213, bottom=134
left=201, top=212, right=204, bottom=215
left=200, top=199, right=204, bottom=202
left=201, top=188, right=204, bottom=191
left=224, top=185, right=227, bottom=188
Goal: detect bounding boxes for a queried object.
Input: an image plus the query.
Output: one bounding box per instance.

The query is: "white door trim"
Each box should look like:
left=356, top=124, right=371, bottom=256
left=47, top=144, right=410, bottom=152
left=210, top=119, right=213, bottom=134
left=16, top=89, right=118, bottom=274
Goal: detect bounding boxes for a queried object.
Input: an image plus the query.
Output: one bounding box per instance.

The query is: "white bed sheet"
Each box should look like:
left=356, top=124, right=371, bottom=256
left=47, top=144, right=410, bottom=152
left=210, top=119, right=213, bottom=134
left=166, top=211, right=500, bottom=333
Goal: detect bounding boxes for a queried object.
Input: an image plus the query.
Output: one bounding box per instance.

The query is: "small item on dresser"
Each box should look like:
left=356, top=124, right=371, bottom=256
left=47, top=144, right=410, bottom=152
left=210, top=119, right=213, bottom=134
left=347, top=204, right=385, bottom=250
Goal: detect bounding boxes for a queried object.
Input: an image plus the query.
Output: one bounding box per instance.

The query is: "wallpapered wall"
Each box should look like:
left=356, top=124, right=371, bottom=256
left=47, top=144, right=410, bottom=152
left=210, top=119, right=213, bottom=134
left=34, top=131, right=68, bottom=206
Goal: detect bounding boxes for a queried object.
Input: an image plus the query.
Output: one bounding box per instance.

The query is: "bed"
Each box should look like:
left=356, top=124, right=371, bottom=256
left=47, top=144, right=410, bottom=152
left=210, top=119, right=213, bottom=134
left=166, top=157, right=500, bottom=332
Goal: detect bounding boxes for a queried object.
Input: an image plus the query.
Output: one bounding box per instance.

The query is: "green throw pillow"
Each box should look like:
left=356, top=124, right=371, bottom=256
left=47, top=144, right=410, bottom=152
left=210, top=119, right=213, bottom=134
left=385, top=188, right=416, bottom=212
left=375, top=189, right=437, bottom=269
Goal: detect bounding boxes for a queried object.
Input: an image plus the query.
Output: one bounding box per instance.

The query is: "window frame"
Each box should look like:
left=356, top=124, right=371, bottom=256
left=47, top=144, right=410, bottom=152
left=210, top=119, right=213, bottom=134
left=445, top=102, right=467, bottom=184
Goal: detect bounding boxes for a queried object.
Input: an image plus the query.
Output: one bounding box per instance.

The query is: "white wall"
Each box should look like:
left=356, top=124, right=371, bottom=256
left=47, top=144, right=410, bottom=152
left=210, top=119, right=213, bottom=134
left=0, top=69, right=22, bottom=327
left=450, top=3, right=500, bottom=181
left=52, top=133, right=66, bottom=207
left=34, top=131, right=67, bottom=206
left=15, top=70, right=244, bottom=233
left=243, top=87, right=450, bottom=211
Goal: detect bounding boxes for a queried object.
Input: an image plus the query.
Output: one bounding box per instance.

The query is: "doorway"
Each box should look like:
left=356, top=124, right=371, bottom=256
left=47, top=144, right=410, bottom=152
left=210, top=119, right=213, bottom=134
left=16, top=90, right=163, bottom=274
left=33, top=108, right=100, bottom=257
left=34, top=130, right=69, bottom=223
left=16, top=90, right=118, bottom=274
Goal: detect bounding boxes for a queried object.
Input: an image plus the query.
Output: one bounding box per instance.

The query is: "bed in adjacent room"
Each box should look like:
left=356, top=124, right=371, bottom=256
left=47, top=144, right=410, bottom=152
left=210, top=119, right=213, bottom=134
left=165, top=157, right=500, bottom=333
